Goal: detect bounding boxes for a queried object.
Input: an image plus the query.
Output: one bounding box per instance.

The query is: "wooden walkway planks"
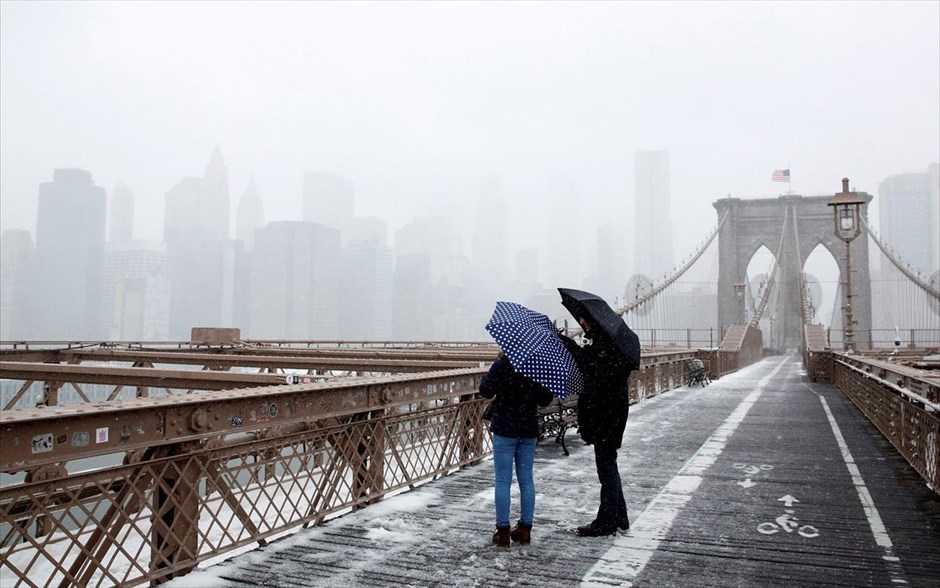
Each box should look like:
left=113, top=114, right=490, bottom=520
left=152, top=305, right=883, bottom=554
left=175, top=356, right=940, bottom=588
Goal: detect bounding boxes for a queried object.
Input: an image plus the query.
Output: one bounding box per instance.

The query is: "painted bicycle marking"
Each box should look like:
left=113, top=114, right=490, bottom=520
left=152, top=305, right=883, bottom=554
left=733, top=463, right=773, bottom=476
left=757, top=509, right=819, bottom=538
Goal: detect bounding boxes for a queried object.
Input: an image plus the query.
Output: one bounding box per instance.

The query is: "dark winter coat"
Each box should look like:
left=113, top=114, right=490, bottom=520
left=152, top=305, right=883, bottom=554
left=479, top=356, right=555, bottom=439
left=562, top=334, right=632, bottom=449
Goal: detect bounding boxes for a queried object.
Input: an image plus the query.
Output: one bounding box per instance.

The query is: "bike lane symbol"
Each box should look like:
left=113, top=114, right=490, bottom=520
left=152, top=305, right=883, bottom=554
left=734, top=463, right=773, bottom=488
left=757, top=496, right=820, bottom=539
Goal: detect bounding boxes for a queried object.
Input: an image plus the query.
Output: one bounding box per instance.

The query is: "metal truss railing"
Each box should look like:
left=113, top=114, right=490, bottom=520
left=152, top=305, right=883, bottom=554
left=1, top=368, right=490, bottom=587
left=0, top=344, right=500, bottom=411
left=0, top=349, right=736, bottom=587
left=831, top=354, right=939, bottom=494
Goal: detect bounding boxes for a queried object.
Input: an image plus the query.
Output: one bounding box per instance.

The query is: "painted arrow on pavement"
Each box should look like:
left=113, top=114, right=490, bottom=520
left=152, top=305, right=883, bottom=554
left=778, top=494, right=799, bottom=507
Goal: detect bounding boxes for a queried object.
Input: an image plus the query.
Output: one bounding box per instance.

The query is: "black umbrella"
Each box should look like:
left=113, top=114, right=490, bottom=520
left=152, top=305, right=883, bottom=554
left=558, top=287, right=641, bottom=371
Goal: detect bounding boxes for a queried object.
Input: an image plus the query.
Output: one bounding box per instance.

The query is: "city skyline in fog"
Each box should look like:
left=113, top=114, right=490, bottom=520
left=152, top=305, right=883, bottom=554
left=2, top=2, right=938, bottom=273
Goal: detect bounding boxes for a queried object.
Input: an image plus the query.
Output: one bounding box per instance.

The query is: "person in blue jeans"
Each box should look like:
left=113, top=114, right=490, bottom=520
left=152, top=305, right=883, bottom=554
left=479, top=352, right=555, bottom=547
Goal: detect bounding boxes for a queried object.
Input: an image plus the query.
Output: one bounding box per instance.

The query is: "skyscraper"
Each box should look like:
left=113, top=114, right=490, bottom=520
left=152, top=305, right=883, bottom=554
left=31, top=169, right=107, bottom=339
left=393, top=254, right=432, bottom=340
left=339, top=217, right=393, bottom=340
left=471, top=176, right=509, bottom=285
left=164, top=177, right=205, bottom=239
left=634, top=150, right=673, bottom=279
left=302, top=172, right=354, bottom=239
left=164, top=149, right=237, bottom=338
left=164, top=147, right=231, bottom=241
left=0, top=229, right=34, bottom=339
left=204, top=145, right=230, bottom=240
left=341, top=242, right=393, bottom=340
left=235, top=175, right=265, bottom=251
left=249, top=221, right=341, bottom=339
left=108, top=181, right=134, bottom=243
left=878, top=165, right=938, bottom=274
left=102, top=241, right=169, bottom=340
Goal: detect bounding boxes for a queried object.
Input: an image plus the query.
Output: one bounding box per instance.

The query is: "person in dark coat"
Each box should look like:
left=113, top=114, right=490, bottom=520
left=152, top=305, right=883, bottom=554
left=479, top=352, right=555, bottom=547
left=561, top=317, right=633, bottom=536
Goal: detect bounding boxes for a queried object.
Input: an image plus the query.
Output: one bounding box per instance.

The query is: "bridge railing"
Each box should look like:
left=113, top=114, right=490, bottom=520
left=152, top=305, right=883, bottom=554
left=828, top=354, right=940, bottom=495
left=825, top=329, right=940, bottom=351
left=1, top=349, right=708, bottom=587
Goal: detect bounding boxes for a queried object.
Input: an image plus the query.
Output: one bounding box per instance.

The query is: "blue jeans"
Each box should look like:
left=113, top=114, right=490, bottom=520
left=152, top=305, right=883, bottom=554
left=492, top=434, right=537, bottom=528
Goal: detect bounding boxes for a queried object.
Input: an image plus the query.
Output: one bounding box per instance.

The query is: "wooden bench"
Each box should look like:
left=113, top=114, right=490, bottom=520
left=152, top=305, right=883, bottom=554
left=537, top=394, right=579, bottom=456
left=686, top=358, right=710, bottom=387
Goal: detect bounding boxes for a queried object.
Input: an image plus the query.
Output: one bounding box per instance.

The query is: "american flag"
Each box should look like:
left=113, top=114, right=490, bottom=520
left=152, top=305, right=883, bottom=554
left=772, top=169, right=790, bottom=182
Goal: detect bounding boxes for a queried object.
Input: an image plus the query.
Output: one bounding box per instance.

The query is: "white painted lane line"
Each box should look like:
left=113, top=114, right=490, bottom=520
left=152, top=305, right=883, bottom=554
left=814, top=389, right=908, bottom=585
left=580, top=357, right=790, bottom=587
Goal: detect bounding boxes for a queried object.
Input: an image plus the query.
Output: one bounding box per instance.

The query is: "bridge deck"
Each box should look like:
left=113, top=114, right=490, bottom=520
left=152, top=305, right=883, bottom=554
left=170, top=356, right=940, bottom=588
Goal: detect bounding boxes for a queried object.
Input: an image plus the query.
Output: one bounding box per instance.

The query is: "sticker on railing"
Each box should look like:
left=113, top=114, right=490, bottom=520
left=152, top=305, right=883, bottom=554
left=31, top=433, right=53, bottom=453
left=96, top=427, right=109, bottom=444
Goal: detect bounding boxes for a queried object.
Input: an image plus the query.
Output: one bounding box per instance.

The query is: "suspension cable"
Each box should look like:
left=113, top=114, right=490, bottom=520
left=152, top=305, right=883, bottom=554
left=750, top=205, right=789, bottom=328
left=790, top=204, right=815, bottom=325
left=861, top=217, right=940, bottom=303
left=619, top=209, right=731, bottom=316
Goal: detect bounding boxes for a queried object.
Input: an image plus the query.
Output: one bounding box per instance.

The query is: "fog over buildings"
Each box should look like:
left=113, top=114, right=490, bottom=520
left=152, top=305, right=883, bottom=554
left=1, top=2, right=938, bottom=341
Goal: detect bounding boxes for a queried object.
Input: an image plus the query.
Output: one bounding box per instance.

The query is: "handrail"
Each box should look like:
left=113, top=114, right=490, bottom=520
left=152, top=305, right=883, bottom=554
left=834, top=356, right=939, bottom=411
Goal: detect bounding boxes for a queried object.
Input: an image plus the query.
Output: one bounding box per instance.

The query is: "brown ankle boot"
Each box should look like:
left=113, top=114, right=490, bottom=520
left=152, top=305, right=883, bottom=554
left=492, top=526, right=510, bottom=547
left=510, top=523, right=531, bottom=545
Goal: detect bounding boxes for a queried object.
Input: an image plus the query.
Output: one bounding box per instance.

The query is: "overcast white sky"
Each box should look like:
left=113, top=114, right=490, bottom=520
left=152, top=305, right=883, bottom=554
left=2, top=1, right=938, bottom=261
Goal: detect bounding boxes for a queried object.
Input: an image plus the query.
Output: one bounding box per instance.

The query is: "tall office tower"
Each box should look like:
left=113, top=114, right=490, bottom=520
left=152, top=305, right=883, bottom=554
left=396, top=215, right=459, bottom=285
left=235, top=175, right=265, bottom=251
left=544, top=182, right=586, bottom=289
left=348, top=216, right=387, bottom=246
left=31, top=169, right=107, bottom=339
left=164, top=177, right=205, bottom=239
left=585, top=223, right=628, bottom=303
left=302, top=172, right=354, bottom=240
left=340, top=216, right=392, bottom=339
left=165, top=235, right=241, bottom=339
left=340, top=240, right=394, bottom=340
left=163, top=148, right=236, bottom=339
left=879, top=165, right=938, bottom=273
left=249, top=221, right=341, bottom=339
left=108, top=181, right=134, bottom=243
left=204, top=145, right=230, bottom=240
left=393, top=254, right=433, bottom=340
left=0, top=229, right=34, bottom=339
left=634, top=150, right=673, bottom=279
left=102, top=241, right=169, bottom=340
left=471, top=176, right=509, bottom=285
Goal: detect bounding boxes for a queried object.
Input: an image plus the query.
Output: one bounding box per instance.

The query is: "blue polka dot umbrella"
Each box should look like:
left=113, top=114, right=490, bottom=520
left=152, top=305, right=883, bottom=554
left=485, top=301, right=584, bottom=398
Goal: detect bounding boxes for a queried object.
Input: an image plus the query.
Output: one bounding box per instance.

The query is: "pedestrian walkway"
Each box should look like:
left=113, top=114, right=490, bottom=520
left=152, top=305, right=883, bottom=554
left=169, top=355, right=940, bottom=587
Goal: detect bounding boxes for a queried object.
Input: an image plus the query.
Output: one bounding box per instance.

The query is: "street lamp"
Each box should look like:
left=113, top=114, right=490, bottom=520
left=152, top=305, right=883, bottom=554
left=827, top=177, right=864, bottom=353
left=732, top=281, right=747, bottom=324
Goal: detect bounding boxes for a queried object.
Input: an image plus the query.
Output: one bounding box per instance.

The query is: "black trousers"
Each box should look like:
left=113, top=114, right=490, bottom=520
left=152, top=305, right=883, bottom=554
left=593, top=444, right=628, bottom=528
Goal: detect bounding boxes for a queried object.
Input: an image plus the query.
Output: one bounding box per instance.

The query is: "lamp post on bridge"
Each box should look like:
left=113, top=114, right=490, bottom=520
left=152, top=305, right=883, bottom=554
left=732, top=282, right=747, bottom=324
left=828, top=177, right=864, bottom=353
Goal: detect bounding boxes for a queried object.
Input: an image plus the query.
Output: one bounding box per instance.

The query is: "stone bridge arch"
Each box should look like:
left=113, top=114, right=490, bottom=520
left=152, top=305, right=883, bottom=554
left=713, top=192, right=872, bottom=350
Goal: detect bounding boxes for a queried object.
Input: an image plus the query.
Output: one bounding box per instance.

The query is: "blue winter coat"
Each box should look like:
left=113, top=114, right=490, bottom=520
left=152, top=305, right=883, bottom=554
left=479, top=356, right=554, bottom=439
